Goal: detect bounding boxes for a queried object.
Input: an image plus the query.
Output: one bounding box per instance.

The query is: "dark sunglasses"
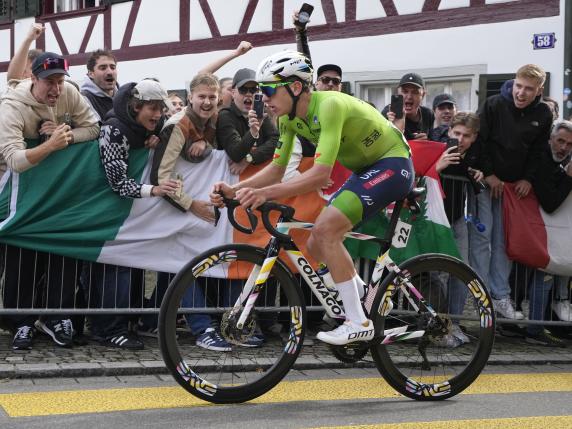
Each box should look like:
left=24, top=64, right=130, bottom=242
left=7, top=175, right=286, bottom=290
left=259, top=82, right=291, bottom=97
left=318, top=76, right=341, bottom=85
left=237, top=86, right=259, bottom=95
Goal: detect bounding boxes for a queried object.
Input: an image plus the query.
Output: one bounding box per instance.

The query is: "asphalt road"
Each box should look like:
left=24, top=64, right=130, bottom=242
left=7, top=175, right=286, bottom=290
left=0, top=365, right=571, bottom=429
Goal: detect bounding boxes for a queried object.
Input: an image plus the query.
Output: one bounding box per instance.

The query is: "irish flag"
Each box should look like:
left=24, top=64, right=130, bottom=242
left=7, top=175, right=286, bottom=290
left=503, top=182, right=572, bottom=276
left=0, top=139, right=457, bottom=273
left=0, top=140, right=323, bottom=274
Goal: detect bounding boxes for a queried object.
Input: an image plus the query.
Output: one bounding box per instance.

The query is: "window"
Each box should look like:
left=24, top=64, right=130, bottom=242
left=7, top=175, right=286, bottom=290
left=0, top=0, right=10, bottom=23
left=41, top=0, right=102, bottom=14
left=55, top=0, right=100, bottom=12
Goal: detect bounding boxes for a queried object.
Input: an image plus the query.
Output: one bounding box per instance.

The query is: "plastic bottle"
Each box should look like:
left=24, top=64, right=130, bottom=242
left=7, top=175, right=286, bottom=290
left=316, top=263, right=337, bottom=292
left=465, top=214, right=486, bottom=232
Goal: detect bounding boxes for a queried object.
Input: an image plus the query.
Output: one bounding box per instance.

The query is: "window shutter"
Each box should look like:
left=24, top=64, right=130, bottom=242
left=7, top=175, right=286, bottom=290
left=13, top=0, right=39, bottom=19
left=0, top=0, right=12, bottom=23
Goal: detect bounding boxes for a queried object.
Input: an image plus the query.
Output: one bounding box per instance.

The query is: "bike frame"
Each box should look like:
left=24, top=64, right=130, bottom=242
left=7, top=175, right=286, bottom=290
left=231, top=215, right=434, bottom=345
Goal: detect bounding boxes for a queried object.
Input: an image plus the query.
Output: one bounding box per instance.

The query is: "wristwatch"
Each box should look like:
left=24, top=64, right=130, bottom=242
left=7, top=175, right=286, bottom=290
left=245, top=153, right=254, bottom=163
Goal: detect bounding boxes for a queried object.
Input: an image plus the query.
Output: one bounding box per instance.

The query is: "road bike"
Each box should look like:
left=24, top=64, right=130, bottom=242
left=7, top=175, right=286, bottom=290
left=159, top=188, right=495, bottom=404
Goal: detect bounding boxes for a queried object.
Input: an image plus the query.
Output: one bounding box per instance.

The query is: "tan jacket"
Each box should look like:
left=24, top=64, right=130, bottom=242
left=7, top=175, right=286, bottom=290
left=0, top=79, right=99, bottom=176
left=151, top=108, right=217, bottom=211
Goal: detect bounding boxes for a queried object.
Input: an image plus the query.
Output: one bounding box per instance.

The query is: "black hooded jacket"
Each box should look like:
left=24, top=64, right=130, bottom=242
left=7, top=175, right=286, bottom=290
left=99, top=82, right=164, bottom=198
left=478, top=80, right=552, bottom=183
left=532, top=145, right=572, bottom=213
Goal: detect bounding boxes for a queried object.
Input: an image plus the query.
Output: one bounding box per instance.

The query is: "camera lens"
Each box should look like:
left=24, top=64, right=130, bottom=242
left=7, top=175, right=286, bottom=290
left=298, top=11, right=310, bottom=24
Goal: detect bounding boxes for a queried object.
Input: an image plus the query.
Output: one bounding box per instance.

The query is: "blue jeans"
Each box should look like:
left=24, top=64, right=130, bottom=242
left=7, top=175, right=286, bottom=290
left=182, top=278, right=241, bottom=335
left=527, top=273, right=570, bottom=335
left=448, top=217, right=470, bottom=316
left=468, top=189, right=512, bottom=300
left=84, top=263, right=132, bottom=339
left=140, top=272, right=173, bottom=330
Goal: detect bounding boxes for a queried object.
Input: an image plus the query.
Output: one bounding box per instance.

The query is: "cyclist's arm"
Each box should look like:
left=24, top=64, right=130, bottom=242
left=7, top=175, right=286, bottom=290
left=233, top=162, right=286, bottom=191
left=262, top=162, right=331, bottom=201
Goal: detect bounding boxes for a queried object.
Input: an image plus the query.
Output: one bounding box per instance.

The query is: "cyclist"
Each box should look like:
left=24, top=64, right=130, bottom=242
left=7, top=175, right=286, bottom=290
left=211, top=51, right=414, bottom=345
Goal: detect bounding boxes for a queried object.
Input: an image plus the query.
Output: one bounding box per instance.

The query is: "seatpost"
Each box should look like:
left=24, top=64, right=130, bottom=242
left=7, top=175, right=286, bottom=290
left=381, top=201, right=404, bottom=253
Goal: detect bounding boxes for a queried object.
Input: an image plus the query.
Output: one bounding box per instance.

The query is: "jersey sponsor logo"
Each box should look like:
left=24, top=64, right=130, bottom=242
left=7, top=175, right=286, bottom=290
left=363, top=169, right=395, bottom=189
left=400, top=169, right=410, bottom=179
left=361, top=195, right=374, bottom=206
left=360, top=169, right=381, bottom=180
left=361, top=129, right=381, bottom=147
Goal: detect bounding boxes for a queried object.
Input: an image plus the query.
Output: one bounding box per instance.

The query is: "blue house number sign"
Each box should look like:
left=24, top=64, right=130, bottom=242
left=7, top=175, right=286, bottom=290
left=532, top=33, right=556, bottom=50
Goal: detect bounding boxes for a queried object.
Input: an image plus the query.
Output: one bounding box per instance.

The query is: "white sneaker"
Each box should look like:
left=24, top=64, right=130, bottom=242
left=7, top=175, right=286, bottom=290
left=493, top=297, right=523, bottom=320
left=552, top=300, right=572, bottom=321
left=316, top=320, right=374, bottom=346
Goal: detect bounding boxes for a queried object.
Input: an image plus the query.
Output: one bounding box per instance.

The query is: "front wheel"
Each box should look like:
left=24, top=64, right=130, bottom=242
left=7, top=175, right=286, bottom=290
left=159, top=244, right=306, bottom=404
left=369, top=253, right=495, bottom=400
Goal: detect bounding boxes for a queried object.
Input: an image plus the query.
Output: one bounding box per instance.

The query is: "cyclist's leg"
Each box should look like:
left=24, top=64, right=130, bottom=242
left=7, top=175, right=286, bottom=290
left=310, top=157, right=414, bottom=345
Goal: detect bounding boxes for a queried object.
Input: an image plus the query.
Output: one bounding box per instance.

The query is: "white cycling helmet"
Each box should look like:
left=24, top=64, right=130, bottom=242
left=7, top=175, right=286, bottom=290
left=256, top=50, right=313, bottom=84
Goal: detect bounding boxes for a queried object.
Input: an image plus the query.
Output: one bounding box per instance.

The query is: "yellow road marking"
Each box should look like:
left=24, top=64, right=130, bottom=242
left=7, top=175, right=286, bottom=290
left=310, top=415, right=572, bottom=429
left=0, top=373, right=571, bottom=417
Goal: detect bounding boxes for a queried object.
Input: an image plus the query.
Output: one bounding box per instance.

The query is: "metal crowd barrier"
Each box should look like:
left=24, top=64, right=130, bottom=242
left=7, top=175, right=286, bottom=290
left=0, top=174, right=570, bottom=333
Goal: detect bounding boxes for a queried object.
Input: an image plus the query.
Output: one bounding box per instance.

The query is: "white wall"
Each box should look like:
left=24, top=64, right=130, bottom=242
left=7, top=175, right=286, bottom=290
left=1, top=0, right=565, bottom=103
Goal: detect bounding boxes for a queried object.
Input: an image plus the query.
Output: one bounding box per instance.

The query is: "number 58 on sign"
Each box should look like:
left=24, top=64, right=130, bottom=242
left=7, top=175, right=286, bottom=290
left=532, top=33, right=556, bottom=50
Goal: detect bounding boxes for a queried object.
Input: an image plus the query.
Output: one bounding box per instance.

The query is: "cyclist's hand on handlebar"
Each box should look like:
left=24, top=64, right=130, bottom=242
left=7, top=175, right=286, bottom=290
left=235, top=187, right=267, bottom=210
left=210, top=182, right=235, bottom=207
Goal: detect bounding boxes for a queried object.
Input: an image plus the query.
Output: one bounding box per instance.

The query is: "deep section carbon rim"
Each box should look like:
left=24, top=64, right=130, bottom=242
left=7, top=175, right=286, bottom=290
left=369, top=254, right=495, bottom=400
left=159, top=244, right=305, bottom=404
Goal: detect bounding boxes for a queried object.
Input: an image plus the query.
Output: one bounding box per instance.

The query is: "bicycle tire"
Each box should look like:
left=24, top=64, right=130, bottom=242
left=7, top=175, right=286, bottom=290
left=159, top=244, right=306, bottom=404
left=369, top=253, right=495, bottom=400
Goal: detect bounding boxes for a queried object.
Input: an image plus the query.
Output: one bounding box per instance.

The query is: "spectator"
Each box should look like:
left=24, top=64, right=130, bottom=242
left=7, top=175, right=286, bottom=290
left=0, top=51, right=99, bottom=349
left=429, top=93, right=457, bottom=142
left=315, top=64, right=343, bottom=92
left=94, top=79, right=179, bottom=349
left=151, top=73, right=246, bottom=351
left=382, top=73, right=434, bottom=140
left=80, top=49, right=118, bottom=121
left=543, top=95, right=560, bottom=121
left=525, top=120, right=572, bottom=346
left=219, top=77, right=233, bottom=109
left=434, top=112, right=484, bottom=347
left=152, top=73, right=218, bottom=216
left=216, top=68, right=278, bottom=175
left=471, top=64, right=553, bottom=319
left=6, top=23, right=44, bottom=81
left=167, top=92, right=185, bottom=116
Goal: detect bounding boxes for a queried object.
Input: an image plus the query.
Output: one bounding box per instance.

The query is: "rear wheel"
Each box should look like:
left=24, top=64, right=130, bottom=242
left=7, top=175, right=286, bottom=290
left=370, top=254, right=495, bottom=400
left=159, top=244, right=306, bottom=404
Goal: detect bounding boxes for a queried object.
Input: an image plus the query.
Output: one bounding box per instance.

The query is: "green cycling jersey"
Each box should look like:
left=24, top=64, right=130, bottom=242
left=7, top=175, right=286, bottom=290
left=272, top=91, right=410, bottom=171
